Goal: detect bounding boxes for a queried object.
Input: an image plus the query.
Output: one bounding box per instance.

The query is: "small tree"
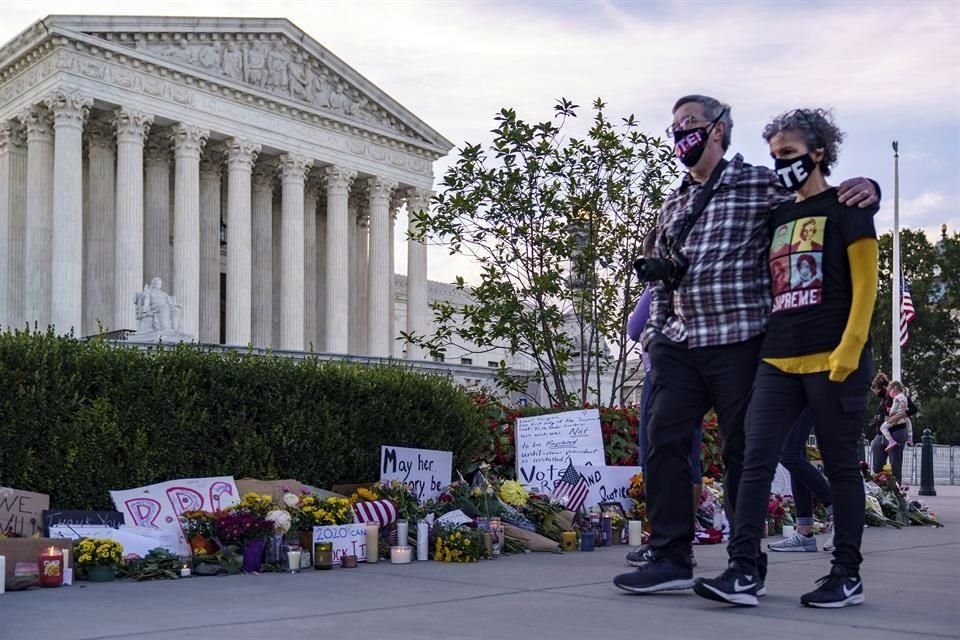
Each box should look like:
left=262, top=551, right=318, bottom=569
left=405, top=99, right=678, bottom=407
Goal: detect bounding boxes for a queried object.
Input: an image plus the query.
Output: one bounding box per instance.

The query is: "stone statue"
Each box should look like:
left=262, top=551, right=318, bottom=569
left=265, top=42, right=289, bottom=93
left=130, top=277, right=192, bottom=343
left=222, top=42, right=244, bottom=82
left=287, top=53, right=314, bottom=102
left=245, top=42, right=267, bottom=87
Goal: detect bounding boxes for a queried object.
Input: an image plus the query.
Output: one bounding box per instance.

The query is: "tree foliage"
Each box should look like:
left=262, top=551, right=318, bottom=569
left=870, top=228, right=960, bottom=442
left=405, top=98, right=678, bottom=407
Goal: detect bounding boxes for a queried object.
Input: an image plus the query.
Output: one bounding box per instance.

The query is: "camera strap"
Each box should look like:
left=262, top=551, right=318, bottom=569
left=669, top=157, right=729, bottom=255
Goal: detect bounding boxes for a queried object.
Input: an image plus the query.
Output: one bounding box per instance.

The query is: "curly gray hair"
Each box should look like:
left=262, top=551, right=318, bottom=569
left=763, top=108, right=844, bottom=176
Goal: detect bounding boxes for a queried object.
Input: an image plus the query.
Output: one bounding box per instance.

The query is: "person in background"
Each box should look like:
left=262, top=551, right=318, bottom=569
left=879, top=380, right=913, bottom=451
left=694, top=108, right=878, bottom=608
left=869, top=373, right=916, bottom=483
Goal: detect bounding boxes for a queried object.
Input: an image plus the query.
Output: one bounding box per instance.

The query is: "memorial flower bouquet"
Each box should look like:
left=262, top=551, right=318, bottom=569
left=433, top=525, right=481, bottom=563
left=214, top=509, right=273, bottom=546
left=310, top=497, right=354, bottom=526
left=281, top=491, right=322, bottom=533
left=76, top=538, right=124, bottom=568
left=181, top=510, right=219, bottom=554
left=766, top=494, right=795, bottom=535
left=627, top=472, right=647, bottom=523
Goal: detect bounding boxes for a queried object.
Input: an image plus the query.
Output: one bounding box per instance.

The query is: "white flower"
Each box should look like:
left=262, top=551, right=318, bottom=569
left=267, top=509, right=292, bottom=533
left=282, top=493, right=300, bottom=508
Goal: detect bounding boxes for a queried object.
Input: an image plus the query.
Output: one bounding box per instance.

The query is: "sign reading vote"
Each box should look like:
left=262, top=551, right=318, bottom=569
left=313, top=524, right=368, bottom=565
left=0, top=487, right=49, bottom=537
left=515, top=409, right=605, bottom=493
left=575, top=466, right=642, bottom=511
left=380, top=446, right=452, bottom=502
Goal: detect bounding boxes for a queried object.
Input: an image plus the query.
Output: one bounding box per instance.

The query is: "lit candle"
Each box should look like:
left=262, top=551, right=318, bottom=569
left=396, top=520, right=409, bottom=546
left=628, top=520, right=644, bottom=547
left=38, top=547, right=63, bottom=588
left=180, top=563, right=191, bottom=578
left=390, top=546, right=412, bottom=564
left=314, top=542, right=334, bottom=570
left=561, top=531, right=577, bottom=552
left=287, top=550, right=302, bottom=573
left=365, top=523, right=379, bottom=564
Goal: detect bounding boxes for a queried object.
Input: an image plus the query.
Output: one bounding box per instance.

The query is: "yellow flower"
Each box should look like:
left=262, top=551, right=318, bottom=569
left=499, top=480, right=529, bottom=506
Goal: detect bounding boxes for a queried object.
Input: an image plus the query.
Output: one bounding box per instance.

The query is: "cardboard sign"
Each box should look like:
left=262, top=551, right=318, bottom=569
left=575, top=466, right=642, bottom=511
left=0, top=487, right=49, bottom=537
left=312, top=524, right=368, bottom=565
left=43, top=510, right=125, bottom=534
left=110, top=476, right=240, bottom=555
left=48, top=524, right=181, bottom=558
left=236, top=478, right=342, bottom=502
left=515, top=410, right=605, bottom=492
left=380, top=446, right=452, bottom=502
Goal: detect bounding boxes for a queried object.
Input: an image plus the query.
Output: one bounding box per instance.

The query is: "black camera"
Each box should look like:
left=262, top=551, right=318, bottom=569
left=633, top=250, right=689, bottom=292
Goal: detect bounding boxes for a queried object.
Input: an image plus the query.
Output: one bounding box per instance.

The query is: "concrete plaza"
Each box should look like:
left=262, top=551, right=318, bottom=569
left=4, top=487, right=959, bottom=640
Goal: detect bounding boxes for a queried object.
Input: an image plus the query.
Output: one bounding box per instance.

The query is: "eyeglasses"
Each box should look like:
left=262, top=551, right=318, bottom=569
left=665, top=115, right=710, bottom=137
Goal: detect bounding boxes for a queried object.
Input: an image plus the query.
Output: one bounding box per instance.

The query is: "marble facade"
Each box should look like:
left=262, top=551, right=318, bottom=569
left=0, top=16, right=448, bottom=356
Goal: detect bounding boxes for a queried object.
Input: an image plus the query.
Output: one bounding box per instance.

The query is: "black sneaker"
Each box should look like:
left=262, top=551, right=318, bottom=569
left=693, top=567, right=760, bottom=606
left=613, top=556, right=694, bottom=594
left=801, top=565, right=864, bottom=608
left=625, top=544, right=652, bottom=567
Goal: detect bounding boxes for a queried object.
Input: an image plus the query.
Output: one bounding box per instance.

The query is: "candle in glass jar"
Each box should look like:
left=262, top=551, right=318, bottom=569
left=601, top=513, right=613, bottom=547
left=390, top=546, right=412, bottom=564
left=314, top=542, right=334, bottom=570
left=0, top=555, right=5, bottom=595
left=365, top=523, right=379, bottom=564
left=417, top=520, right=429, bottom=561
left=561, top=531, right=577, bottom=552
left=580, top=530, right=595, bottom=552
left=396, top=520, right=409, bottom=546
left=38, top=547, right=63, bottom=587
left=180, top=563, right=191, bottom=578
left=628, top=520, right=644, bottom=546
left=286, top=550, right=302, bottom=573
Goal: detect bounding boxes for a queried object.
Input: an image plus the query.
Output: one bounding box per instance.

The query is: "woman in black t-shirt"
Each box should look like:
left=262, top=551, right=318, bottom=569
left=695, top=109, right=878, bottom=609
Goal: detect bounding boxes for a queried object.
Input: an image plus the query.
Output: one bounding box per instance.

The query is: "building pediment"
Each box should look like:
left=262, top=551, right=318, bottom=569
left=0, top=15, right=452, bottom=155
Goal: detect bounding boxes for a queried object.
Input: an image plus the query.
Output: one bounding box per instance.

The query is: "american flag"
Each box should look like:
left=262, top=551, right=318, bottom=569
left=552, top=460, right=589, bottom=512
left=900, top=275, right=916, bottom=346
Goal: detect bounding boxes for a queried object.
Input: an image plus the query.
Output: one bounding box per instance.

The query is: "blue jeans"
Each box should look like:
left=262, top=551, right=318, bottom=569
left=779, top=408, right=832, bottom=525
left=639, top=376, right=703, bottom=481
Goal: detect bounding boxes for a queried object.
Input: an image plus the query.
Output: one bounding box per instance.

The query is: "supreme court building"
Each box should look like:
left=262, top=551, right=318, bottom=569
left=0, top=15, right=451, bottom=358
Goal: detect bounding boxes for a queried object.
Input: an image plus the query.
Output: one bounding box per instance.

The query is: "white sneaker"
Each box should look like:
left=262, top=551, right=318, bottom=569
left=823, top=532, right=835, bottom=552
left=768, top=532, right=818, bottom=552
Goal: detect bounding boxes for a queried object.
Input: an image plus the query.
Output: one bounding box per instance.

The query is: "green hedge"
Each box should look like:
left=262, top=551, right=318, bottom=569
left=0, top=330, right=484, bottom=510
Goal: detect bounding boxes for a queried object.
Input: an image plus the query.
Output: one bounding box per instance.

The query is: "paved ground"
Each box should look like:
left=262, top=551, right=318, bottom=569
left=4, top=487, right=959, bottom=640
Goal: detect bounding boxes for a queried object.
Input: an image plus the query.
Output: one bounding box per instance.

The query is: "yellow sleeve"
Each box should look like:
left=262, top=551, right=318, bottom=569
left=766, top=237, right=878, bottom=379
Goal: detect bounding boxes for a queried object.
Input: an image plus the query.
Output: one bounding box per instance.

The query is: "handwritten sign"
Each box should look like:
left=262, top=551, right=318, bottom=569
left=48, top=524, right=181, bottom=558
left=515, top=410, right=605, bottom=492
left=110, top=476, right=240, bottom=555
left=437, top=510, right=473, bottom=526
left=0, top=487, right=49, bottom=537
left=380, top=446, right=452, bottom=502
left=313, top=524, right=368, bottom=564
left=43, top=510, right=124, bottom=534
left=575, top=466, right=642, bottom=511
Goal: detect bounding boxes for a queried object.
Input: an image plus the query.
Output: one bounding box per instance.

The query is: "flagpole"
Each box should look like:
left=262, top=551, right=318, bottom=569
left=892, top=141, right=901, bottom=381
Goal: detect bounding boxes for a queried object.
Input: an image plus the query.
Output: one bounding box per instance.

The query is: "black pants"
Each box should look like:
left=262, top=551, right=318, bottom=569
left=728, top=350, right=872, bottom=575
left=646, top=333, right=762, bottom=568
left=871, top=429, right=908, bottom=482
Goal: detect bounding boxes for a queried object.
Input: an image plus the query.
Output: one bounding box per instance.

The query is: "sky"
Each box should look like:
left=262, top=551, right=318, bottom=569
left=2, top=0, right=958, bottom=285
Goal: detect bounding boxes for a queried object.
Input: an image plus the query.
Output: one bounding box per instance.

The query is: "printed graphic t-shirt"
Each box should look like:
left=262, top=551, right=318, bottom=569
left=761, top=187, right=877, bottom=359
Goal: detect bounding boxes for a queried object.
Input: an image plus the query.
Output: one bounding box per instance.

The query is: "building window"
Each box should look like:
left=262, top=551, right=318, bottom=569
left=460, top=357, right=473, bottom=365
left=488, top=361, right=499, bottom=368
left=432, top=354, right=445, bottom=363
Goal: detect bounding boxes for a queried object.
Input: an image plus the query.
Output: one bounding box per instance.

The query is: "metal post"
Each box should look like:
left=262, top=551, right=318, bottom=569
left=919, top=429, right=936, bottom=496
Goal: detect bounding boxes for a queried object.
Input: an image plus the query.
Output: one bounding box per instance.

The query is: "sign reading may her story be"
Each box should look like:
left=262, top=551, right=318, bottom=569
left=515, top=409, right=605, bottom=493
left=380, top=446, right=452, bottom=502
left=110, top=476, right=240, bottom=555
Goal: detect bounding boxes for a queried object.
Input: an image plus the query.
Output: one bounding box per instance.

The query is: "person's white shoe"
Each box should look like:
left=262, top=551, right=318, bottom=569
left=823, top=532, right=835, bottom=553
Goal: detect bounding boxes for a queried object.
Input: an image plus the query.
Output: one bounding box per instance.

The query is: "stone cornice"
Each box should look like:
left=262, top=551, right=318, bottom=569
left=0, top=18, right=452, bottom=159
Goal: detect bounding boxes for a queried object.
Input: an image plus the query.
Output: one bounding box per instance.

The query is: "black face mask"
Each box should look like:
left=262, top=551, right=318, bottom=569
left=673, top=112, right=724, bottom=168
left=774, top=153, right=817, bottom=191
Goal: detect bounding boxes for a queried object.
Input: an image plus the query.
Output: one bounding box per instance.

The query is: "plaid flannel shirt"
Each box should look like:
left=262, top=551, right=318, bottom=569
left=640, top=154, right=793, bottom=349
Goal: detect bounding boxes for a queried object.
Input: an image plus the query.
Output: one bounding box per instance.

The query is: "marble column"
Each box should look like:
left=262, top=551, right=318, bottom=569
left=171, top=123, right=208, bottom=339
left=405, top=189, right=430, bottom=360
left=199, top=145, right=223, bottom=344
left=251, top=161, right=274, bottom=348
left=356, top=210, right=370, bottom=355
left=303, top=179, right=319, bottom=350
left=347, top=198, right=359, bottom=353
left=17, top=106, right=54, bottom=329
left=144, top=130, right=171, bottom=287
left=367, top=177, right=397, bottom=358
left=82, top=119, right=116, bottom=335
left=278, top=153, right=312, bottom=351
left=4, top=125, right=26, bottom=330
left=272, top=194, right=281, bottom=346
left=0, top=123, right=25, bottom=328
left=323, top=166, right=356, bottom=354
left=315, top=198, right=326, bottom=351
left=46, top=91, right=92, bottom=335
left=224, top=138, right=260, bottom=346
left=389, top=193, right=402, bottom=357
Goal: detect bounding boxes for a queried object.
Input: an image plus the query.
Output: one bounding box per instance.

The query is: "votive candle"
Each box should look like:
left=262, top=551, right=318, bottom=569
left=287, top=550, right=302, bottom=573
left=561, top=531, right=577, bottom=552
left=396, top=520, right=409, bottom=546
left=390, top=546, right=412, bottom=564
left=38, top=547, right=63, bottom=587
left=180, top=563, right=191, bottom=578
left=628, top=520, right=644, bottom=546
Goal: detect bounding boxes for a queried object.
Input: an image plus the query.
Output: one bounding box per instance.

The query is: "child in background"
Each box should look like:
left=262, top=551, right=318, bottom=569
left=881, top=380, right=913, bottom=451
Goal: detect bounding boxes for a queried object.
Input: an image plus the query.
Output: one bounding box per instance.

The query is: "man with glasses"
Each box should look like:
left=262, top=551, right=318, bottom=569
left=613, top=95, right=878, bottom=594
